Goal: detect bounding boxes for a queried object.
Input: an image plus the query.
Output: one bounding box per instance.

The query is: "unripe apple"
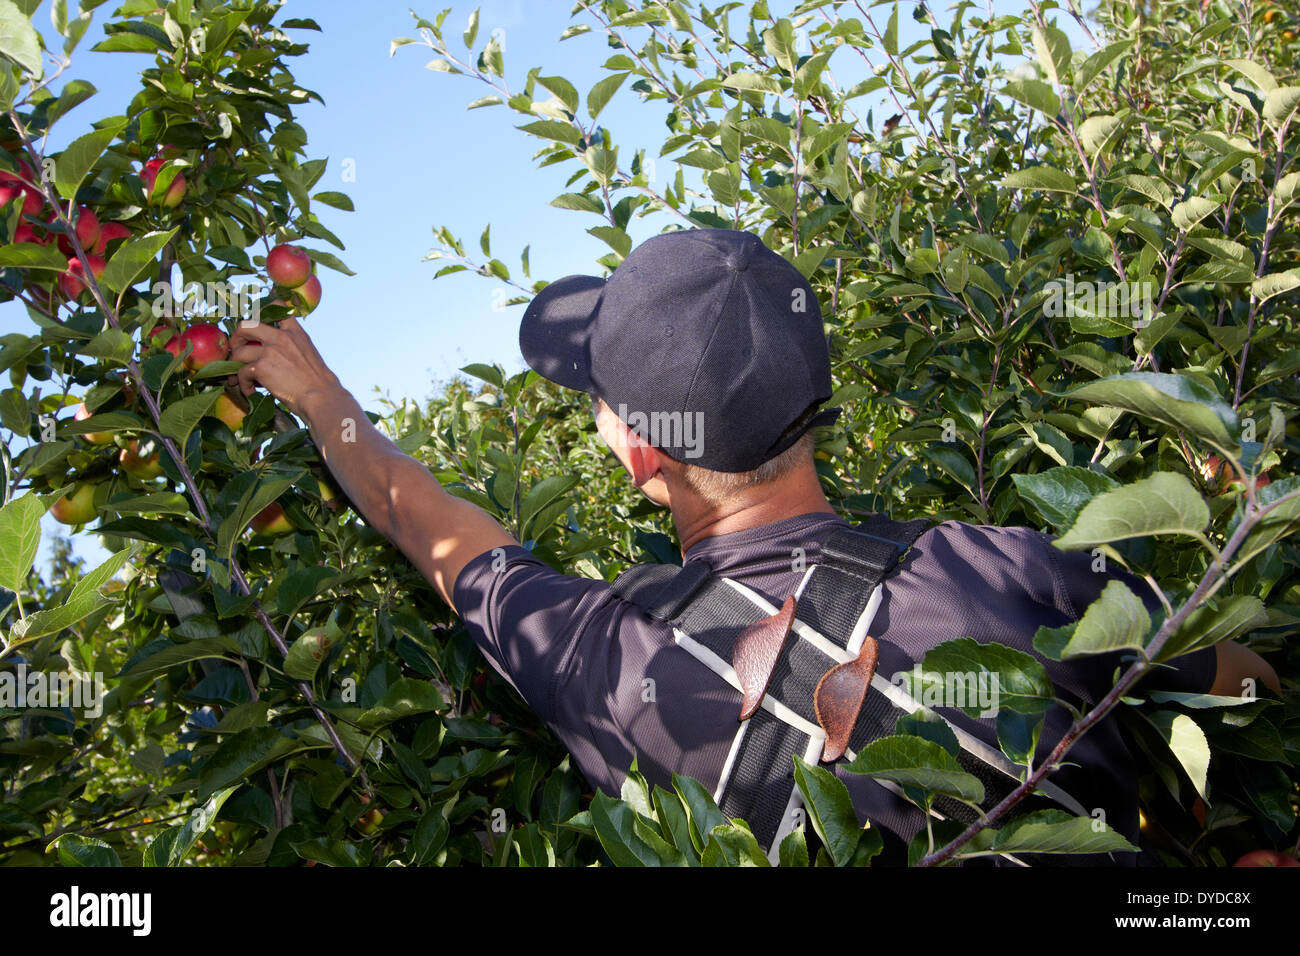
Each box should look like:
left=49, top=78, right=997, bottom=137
left=119, top=440, right=164, bottom=480
left=292, top=273, right=321, bottom=314
left=179, top=323, right=230, bottom=372
left=1233, top=850, right=1300, bottom=867
left=53, top=206, right=100, bottom=256
left=249, top=501, right=293, bottom=536
left=93, top=222, right=131, bottom=256
left=357, top=808, right=384, bottom=835
left=142, top=158, right=186, bottom=207
left=319, top=478, right=343, bottom=512
left=266, top=244, right=312, bottom=288
left=50, top=483, right=98, bottom=525
left=1204, top=455, right=1271, bottom=495
left=74, top=402, right=112, bottom=445
left=212, top=392, right=248, bottom=432
left=58, top=254, right=106, bottom=300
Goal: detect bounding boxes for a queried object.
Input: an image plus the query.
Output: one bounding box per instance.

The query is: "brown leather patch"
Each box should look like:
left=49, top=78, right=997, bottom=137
left=814, top=638, right=880, bottom=762
left=731, top=594, right=797, bottom=721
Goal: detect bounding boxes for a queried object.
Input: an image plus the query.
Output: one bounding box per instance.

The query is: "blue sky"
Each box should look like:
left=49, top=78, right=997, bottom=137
left=4, top=0, right=1088, bottom=571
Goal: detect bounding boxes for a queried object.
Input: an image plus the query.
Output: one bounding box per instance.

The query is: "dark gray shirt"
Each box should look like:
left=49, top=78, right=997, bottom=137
left=454, top=513, right=1215, bottom=854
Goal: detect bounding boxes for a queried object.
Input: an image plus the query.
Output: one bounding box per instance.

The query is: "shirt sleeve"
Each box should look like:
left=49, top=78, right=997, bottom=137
left=1038, top=531, right=1218, bottom=695
left=451, top=544, right=610, bottom=722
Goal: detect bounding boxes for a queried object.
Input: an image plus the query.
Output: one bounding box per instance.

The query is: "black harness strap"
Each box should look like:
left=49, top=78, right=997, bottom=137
left=611, top=516, right=932, bottom=851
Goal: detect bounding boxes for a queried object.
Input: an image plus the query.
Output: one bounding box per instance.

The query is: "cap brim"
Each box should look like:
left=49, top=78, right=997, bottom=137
left=518, top=274, right=606, bottom=392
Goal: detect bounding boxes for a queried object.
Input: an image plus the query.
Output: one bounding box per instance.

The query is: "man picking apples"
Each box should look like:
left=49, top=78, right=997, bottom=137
left=229, top=228, right=1280, bottom=865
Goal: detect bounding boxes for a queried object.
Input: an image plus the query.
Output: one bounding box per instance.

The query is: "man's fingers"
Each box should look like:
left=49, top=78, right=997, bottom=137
left=235, top=362, right=261, bottom=397
left=229, top=343, right=265, bottom=365
left=229, top=321, right=284, bottom=349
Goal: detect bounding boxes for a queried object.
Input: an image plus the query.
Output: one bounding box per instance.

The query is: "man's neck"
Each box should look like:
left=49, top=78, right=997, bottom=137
left=671, top=465, right=836, bottom=554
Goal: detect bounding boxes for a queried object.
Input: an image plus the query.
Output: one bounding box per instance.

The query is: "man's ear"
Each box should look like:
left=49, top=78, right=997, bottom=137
left=621, top=424, right=664, bottom=487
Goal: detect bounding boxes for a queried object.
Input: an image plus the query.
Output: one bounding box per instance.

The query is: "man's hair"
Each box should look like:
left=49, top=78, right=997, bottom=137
left=592, top=394, right=817, bottom=504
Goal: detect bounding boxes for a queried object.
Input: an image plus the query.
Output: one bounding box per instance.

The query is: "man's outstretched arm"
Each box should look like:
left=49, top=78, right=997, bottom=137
left=228, top=318, right=516, bottom=611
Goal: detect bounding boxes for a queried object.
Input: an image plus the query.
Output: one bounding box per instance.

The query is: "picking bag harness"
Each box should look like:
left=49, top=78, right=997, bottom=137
left=611, top=515, right=1090, bottom=863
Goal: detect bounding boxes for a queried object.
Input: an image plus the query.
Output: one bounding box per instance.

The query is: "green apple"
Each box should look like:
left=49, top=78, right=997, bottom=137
left=50, top=483, right=98, bottom=525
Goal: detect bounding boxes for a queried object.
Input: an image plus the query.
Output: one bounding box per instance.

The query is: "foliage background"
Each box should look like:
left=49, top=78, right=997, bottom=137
left=0, top=0, right=1297, bottom=866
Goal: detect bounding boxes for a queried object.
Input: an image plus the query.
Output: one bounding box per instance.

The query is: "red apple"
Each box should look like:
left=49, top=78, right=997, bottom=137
left=178, top=322, right=229, bottom=372
left=50, top=483, right=98, bottom=525
left=74, top=402, right=112, bottom=445
left=211, top=392, right=248, bottom=432
left=12, top=222, right=45, bottom=245
left=249, top=501, right=293, bottom=536
left=0, top=162, right=41, bottom=215
left=1233, top=850, right=1300, bottom=867
left=58, top=254, right=106, bottom=300
left=291, top=274, right=321, bottom=314
left=119, top=440, right=164, bottom=480
left=52, top=206, right=99, bottom=256
left=142, top=157, right=187, bottom=207
left=266, top=244, right=312, bottom=288
left=93, top=222, right=131, bottom=256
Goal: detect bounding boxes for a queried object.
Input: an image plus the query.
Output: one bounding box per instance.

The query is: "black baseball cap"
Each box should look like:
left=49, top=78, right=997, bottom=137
left=518, top=228, right=840, bottom=473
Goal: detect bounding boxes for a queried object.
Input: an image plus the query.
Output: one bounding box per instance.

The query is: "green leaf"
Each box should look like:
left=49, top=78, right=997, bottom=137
left=1013, top=466, right=1120, bottom=531
left=844, top=735, right=985, bottom=805
left=721, top=72, right=783, bottom=95
left=519, top=474, right=578, bottom=535
left=918, top=637, right=1057, bottom=715
left=0, top=242, right=69, bottom=270
left=550, top=192, right=604, bottom=214
left=1055, top=472, right=1209, bottom=550
left=536, top=75, right=578, bottom=113
left=50, top=835, right=122, bottom=867
left=8, top=545, right=135, bottom=645
left=778, top=826, right=809, bottom=866
left=1262, top=85, right=1300, bottom=125
left=120, top=637, right=237, bottom=679
left=672, top=772, right=728, bottom=852
left=1145, top=711, right=1210, bottom=800
left=311, top=191, right=354, bottom=211
left=0, top=0, right=42, bottom=76
left=999, top=166, right=1077, bottom=194
left=62, top=409, right=146, bottom=438
left=158, top=389, right=222, bottom=446
left=283, top=622, right=342, bottom=682
left=1062, top=372, right=1239, bottom=452
left=984, top=809, right=1137, bottom=856
left=102, top=228, right=177, bottom=294
left=54, top=118, right=128, bottom=201
left=792, top=756, right=860, bottom=866
left=1171, top=196, right=1220, bottom=230
left=1034, top=579, right=1150, bottom=661
left=357, top=678, right=444, bottom=730
left=1031, top=22, right=1071, bottom=87
left=1224, top=58, right=1277, bottom=93
left=142, top=788, right=234, bottom=866
left=1001, top=78, right=1060, bottom=115
left=1251, top=270, right=1300, bottom=303
left=589, top=790, right=686, bottom=866
left=0, top=491, right=44, bottom=592
left=1230, top=476, right=1300, bottom=568
left=701, top=824, right=771, bottom=866
left=1159, top=595, right=1267, bottom=661
left=104, top=492, right=190, bottom=516
left=215, top=469, right=303, bottom=560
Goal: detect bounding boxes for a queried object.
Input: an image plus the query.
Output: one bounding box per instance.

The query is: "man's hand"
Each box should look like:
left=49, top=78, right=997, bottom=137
left=227, top=317, right=517, bottom=610
left=228, top=317, right=341, bottom=420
